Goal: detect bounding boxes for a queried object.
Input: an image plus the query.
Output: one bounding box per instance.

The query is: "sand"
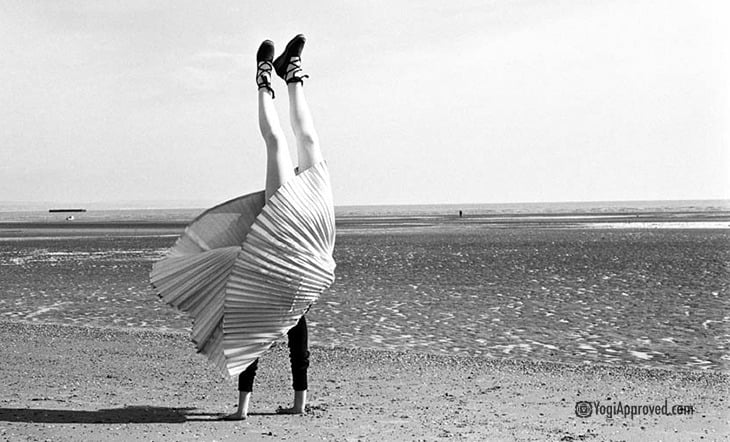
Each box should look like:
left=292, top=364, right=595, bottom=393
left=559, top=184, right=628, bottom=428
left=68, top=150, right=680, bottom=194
left=3, top=227, right=727, bottom=371
left=1, top=211, right=728, bottom=440
left=0, top=321, right=726, bottom=441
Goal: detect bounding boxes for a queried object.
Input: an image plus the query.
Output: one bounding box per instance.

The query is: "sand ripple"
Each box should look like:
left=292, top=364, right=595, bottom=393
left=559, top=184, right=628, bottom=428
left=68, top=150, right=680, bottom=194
left=0, top=228, right=727, bottom=372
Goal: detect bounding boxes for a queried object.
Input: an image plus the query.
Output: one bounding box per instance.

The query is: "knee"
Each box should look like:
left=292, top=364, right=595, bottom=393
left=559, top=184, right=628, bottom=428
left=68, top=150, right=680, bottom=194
left=298, top=132, right=318, bottom=148
left=262, top=131, right=285, bottom=149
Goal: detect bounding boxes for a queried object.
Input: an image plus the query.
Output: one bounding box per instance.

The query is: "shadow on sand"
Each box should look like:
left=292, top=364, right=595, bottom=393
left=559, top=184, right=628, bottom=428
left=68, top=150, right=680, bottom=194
left=184, top=411, right=285, bottom=421
left=0, top=406, right=198, bottom=424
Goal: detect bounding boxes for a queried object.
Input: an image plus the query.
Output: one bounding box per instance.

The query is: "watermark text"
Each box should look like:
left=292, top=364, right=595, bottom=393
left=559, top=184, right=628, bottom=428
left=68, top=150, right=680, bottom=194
left=575, top=399, right=694, bottom=419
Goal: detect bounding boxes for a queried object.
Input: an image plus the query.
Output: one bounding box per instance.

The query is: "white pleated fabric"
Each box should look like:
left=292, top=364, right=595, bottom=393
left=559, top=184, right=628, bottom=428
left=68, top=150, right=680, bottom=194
left=150, top=161, right=336, bottom=378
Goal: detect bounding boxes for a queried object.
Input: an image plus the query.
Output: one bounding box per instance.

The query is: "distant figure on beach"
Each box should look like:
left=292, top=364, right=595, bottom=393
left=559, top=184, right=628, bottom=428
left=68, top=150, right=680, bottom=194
left=459, top=210, right=463, bottom=218
left=150, top=34, right=336, bottom=422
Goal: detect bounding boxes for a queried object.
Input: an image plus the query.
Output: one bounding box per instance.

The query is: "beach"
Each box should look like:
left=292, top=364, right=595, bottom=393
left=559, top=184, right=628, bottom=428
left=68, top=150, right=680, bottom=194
left=3, top=0, right=728, bottom=438
left=0, top=203, right=729, bottom=440
left=1, top=212, right=727, bottom=371
left=1, top=321, right=727, bottom=441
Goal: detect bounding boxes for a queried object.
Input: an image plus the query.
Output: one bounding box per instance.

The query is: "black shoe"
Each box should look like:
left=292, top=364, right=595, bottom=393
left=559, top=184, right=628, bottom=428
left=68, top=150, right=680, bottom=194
left=256, top=40, right=275, bottom=97
left=273, top=34, right=309, bottom=84
left=257, top=39, right=275, bottom=63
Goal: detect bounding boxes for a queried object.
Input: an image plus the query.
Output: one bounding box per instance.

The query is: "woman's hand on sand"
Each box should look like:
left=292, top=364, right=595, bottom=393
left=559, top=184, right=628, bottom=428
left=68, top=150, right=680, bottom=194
left=220, top=411, right=246, bottom=421
left=276, top=390, right=307, bottom=414
left=275, top=405, right=305, bottom=415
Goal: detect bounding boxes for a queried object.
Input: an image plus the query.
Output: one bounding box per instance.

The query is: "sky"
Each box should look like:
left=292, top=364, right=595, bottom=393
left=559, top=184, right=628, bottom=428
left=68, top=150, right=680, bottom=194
left=0, top=0, right=728, bottom=207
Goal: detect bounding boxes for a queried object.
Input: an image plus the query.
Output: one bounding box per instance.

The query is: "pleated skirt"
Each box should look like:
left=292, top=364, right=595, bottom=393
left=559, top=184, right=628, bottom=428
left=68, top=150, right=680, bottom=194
left=150, top=161, right=336, bottom=378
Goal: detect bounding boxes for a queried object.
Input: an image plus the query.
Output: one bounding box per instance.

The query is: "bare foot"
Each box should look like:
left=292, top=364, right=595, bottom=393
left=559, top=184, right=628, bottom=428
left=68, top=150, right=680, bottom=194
left=220, top=411, right=247, bottom=421
left=276, top=405, right=305, bottom=415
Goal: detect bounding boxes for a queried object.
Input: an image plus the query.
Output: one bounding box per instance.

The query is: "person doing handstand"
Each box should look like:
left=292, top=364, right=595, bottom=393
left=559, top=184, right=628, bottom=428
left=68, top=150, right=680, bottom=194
left=223, top=34, right=322, bottom=420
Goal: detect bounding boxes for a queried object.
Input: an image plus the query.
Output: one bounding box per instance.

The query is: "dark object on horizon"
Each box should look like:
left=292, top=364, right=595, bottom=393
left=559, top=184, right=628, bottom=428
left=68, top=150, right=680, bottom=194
left=49, top=209, right=86, bottom=213
left=459, top=210, right=463, bottom=218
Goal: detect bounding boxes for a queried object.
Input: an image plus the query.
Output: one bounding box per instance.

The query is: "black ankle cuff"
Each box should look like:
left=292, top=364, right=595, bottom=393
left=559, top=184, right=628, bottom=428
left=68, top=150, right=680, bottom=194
left=286, top=74, right=309, bottom=85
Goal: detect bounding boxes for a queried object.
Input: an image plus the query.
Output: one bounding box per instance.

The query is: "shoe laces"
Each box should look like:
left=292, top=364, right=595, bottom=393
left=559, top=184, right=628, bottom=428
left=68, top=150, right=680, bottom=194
left=285, top=57, right=309, bottom=83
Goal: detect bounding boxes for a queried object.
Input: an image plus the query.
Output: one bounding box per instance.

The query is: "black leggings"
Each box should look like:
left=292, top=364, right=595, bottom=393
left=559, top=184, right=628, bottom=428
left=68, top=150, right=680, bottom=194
left=237, top=315, right=310, bottom=392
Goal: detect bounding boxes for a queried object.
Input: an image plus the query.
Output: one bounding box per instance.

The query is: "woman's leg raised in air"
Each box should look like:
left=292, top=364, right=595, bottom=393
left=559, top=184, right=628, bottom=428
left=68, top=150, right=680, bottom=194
left=257, top=40, right=294, bottom=200
left=273, top=34, right=323, bottom=173
left=288, top=82, right=322, bottom=172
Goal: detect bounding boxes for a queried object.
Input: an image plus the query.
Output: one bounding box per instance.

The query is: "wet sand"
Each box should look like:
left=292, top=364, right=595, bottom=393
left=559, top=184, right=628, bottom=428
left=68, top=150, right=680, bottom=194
left=1, top=222, right=727, bottom=371
left=0, top=213, right=728, bottom=440
left=0, top=321, right=727, bottom=441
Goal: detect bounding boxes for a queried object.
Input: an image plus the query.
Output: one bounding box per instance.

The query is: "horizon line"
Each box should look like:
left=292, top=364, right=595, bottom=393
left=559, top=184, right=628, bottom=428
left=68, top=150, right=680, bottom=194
left=0, top=197, right=728, bottom=211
